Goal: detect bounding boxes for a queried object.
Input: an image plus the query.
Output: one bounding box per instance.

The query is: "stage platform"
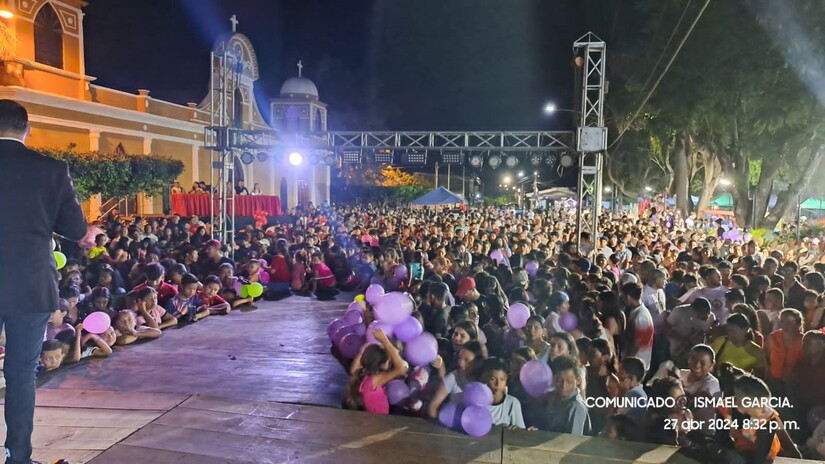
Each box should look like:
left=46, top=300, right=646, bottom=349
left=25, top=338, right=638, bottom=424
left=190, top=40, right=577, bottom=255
left=0, top=295, right=817, bottom=463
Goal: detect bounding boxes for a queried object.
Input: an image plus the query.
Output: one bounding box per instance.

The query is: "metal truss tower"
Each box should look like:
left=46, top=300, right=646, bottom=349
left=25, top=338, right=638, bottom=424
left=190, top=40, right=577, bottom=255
left=574, top=33, right=608, bottom=254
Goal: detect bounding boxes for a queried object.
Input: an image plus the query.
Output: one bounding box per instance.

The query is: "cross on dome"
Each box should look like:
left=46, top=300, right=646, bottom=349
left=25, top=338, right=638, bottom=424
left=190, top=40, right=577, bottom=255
left=297, top=60, right=303, bottom=77
left=230, top=14, right=239, bottom=33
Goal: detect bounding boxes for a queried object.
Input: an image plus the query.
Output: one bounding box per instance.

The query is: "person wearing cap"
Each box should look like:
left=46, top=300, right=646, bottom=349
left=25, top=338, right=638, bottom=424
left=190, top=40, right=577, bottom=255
left=455, top=277, right=479, bottom=303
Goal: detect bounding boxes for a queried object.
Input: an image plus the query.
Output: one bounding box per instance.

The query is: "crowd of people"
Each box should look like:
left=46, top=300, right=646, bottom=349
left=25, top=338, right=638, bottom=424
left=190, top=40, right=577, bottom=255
left=37, top=201, right=825, bottom=463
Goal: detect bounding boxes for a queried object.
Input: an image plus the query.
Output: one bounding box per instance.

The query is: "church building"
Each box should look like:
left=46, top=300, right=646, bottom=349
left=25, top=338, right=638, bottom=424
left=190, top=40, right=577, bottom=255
left=0, top=0, right=330, bottom=218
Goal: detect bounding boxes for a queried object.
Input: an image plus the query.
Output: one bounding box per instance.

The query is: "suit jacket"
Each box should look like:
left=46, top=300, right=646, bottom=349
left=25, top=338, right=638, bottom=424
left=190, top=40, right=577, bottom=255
left=0, top=139, right=87, bottom=314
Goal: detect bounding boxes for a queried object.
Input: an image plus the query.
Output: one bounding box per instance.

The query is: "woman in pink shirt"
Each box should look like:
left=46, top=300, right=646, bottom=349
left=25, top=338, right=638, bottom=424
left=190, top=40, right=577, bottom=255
left=349, top=329, right=407, bottom=414
left=310, top=252, right=338, bottom=300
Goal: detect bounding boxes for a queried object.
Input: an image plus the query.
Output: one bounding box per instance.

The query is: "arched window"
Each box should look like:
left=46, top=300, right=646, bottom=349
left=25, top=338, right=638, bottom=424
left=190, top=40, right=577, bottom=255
left=34, top=3, right=63, bottom=69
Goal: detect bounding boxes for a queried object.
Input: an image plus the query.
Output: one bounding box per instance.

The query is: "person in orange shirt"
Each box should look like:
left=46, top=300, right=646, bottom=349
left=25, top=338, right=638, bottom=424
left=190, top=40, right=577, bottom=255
left=765, top=309, right=804, bottom=394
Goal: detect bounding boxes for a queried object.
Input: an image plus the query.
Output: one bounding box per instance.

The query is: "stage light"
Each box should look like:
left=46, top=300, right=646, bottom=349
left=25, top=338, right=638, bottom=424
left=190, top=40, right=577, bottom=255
left=545, top=153, right=557, bottom=166
left=529, top=152, right=542, bottom=166
left=289, top=152, right=303, bottom=166
left=323, top=153, right=337, bottom=165
left=560, top=153, right=574, bottom=168
left=544, top=103, right=557, bottom=114
left=0, top=10, right=13, bottom=19
left=488, top=154, right=502, bottom=169
left=374, top=149, right=394, bottom=164
left=256, top=152, right=269, bottom=162
left=341, top=150, right=361, bottom=164
left=505, top=155, right=519, bottom=168
left=402, top=150, right=427, bottom=164
left=239, top=151, right=254, bottom=165
left=518, top=171, right=524, bottom=178
left=469, top=154, right=483, bottom=168
left=441, top=151, right=464, bottom=164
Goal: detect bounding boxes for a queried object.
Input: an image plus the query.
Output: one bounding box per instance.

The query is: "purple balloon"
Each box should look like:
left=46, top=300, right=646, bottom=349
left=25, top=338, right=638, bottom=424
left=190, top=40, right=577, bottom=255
left=527, top=291, right=536, bottom=304
left=365, top=284, right=385, bottom=305
left=519, top=360, right=554, bottom=398
left=525, top=261, right=539, bottom=278
left=347, top=301, right=364, bottom=313
left=374, top=292, right=415, bottom=325
left=393, top=265, right=408, bottom=280
left=327, top=318, right=347, bottom=340
left=366, top=320, right=394, bottom=345
left=386, top=379, right=411, bottom=405
left=338, top=333, right=365, bottom=359
left=559, top=312, right=578, bottom=332
left=461, top=405, right=493, bottom=437
left=490, top=249, right=504, bottom=264
left=507, top=302, right=531, bottom=329
left=404, top=332, right=438, bottom=366
left=332, top=325, right=356, bottom=346
left=438, top=402, right=464, bottom=429
left=353, top=323, right=367, bottom=337
left=393, top=316, right=423, bottom=343
left=343, top=309, right=363, bottom=326
left=387, top=276, right=401, bottom=290
left=463, top=382, right=493, bottom=407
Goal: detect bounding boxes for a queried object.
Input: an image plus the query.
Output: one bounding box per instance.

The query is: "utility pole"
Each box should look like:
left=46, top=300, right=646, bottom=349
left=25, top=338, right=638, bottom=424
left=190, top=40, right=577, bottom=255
left=434, top=162, right=439, bottom=188
left=447, top=164, right=451, bottom=190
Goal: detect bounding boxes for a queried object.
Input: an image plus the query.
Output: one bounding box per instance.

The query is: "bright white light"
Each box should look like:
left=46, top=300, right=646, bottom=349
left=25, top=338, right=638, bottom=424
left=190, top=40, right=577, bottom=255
left=288, top=152, right=303, bottom=166
left=518, top=171, right=524, bottom=177
left=544, top=103, right=557, bottom=114
left=476, top=193, right=481, bottom=198
left=503, top=176, right=511, bottom=184
left=644, top=186, right=653, bottom=192
left=0, top=10, right=14, bottom=19
left=720, top=178, right=732, bottom=186
left=604, top=186, right=612, bottom=193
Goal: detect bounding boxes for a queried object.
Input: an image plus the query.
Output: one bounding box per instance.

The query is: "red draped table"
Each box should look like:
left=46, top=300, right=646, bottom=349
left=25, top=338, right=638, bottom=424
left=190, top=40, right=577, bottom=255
left=171, top=194, right=282, bottom=217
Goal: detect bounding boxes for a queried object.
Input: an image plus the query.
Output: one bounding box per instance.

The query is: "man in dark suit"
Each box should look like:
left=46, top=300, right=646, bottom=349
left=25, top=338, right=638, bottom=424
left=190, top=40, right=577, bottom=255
left=0, top=100, right=87, bottom=464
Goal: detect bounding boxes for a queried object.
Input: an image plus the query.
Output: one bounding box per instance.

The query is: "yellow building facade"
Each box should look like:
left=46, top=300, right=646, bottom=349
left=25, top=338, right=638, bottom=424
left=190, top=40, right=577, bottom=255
left=0, top=0, right=330, bottom=219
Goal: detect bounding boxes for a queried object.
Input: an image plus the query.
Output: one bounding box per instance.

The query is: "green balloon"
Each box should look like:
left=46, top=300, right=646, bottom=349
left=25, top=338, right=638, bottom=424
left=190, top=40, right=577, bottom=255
left=53, top=251, right=67, bottom=270
left=239, top=284, right=250, bottom=299
left=249, top=282, right=264, bottom=298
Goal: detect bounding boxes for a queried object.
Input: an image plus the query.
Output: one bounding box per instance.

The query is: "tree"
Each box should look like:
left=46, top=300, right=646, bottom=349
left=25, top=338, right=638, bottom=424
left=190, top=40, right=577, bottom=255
left=37, top=146, right=184, bottom=200
left=379, top=164, right=427, bottom=187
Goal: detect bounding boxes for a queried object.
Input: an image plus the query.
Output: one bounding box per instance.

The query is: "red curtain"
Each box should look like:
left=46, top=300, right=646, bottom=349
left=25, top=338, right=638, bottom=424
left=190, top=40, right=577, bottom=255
left=171, top=194, right=282, bottom=217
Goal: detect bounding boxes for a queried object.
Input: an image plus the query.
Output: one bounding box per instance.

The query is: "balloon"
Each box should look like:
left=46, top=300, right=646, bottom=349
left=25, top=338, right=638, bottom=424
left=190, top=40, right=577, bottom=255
left=438, top=402, right=464, bottom=429
left=519, top=360, right=554, bottom=398
left=386, top=277, right=401, bottom=290
left=393, top=316, right=423, bottom=343
left=343, top=309, right=363, bottom=326
left=353, top=323, right=367, bottom=337
left=361, top=234, right=372, bottom=244
left=525, top=261, right=539, bottom=278
left=338, top=333, right=365, bottom=359
left=386, top=379, right=411, bottom=405
left=463, top=382, right=493, bottom=407
left=366, top=320, right=394, bottom=345
left=354, top=294, right=366, bottom=302
left=393, top=265, right=408, bottom=280
left=233, top=280, right=243, bottom=293
left=527, top=291, right=536, bottom=304
left=559, top=312, right=578, bottom=332
left=83, top=311, right=111, bottom=335
left=808, top=405, right=825, bottom=430
left=404, top=332, right=438, bottom=366
left=239, top=284, right=250, bottom=299
left=258, top=271, right=270, bottom=284
left=506, top=302, right=531, bottom=329
left=248, top=282, right=264, bottom=298
left=51, top=238, right=56, bottom=250
left=490, top=249, right=504, bottom=264
left=461, top=405, right=493, bottom=437
left=332, top=325, right=356, bottom=346
left=53, top=251, right=67, bottom=270
left=374, top=292, right=415, bottom=325
left=365, top=284, right=385, bottom=305
left=347, top=301, right=364, bottom=314
left=327, top=318, right=347, bottom=340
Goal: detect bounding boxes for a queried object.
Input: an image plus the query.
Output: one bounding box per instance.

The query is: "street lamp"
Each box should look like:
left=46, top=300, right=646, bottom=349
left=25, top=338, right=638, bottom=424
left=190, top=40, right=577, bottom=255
left=544, top=103, right=557, bottom=114
left=644, top=186, right=653, bottom=192
left=604, top=186, right=612, bottom=193
left=720, top=178, right=733, bottom=187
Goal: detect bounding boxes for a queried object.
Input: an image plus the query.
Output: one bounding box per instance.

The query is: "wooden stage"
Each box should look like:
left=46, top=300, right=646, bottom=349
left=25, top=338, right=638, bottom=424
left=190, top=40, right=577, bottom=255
left=0, top=296, right=815, bottom=463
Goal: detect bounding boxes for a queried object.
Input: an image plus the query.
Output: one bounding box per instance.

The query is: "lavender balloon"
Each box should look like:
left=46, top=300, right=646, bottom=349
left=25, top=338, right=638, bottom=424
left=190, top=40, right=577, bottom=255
left=461, top=405, right=493, bottom=437
left=327, top=318, right=347, bottom=340
left=353, top=323, right=367, bottom=337
left=404, top=332, right=438, bottom=366
left=525, top=261, right=539, bottom=278
left=463, top=382, right=493, bottom=407
left=506, top=302, right=531, bottom=329
left=519, top=359, right=554, bottom=398
left=438, top=402, right=464, bottom=429
left=343, top=309, right=363, bottom=326
left=374, top=292, right=415, bottom=325
left=366, top=320, right=394, bottom=345
left=332, top=325, right=356, bottom=346
left=393, top=315, right=423, bottom=343
left=365, top=284, right=385, bottom=305
left=386, top=379, right=411, bottom=405
left=338, top=333, right=365, bottom=359
left=559, top=312, right=579, bottom=332
left=347, top=301, right=364, bottom=314
left=393, top=265, right=408, bottom=280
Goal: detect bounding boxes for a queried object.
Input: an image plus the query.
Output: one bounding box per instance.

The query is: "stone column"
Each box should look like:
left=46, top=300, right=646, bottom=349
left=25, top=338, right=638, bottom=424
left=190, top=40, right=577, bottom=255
left=87, top=130, right=102, bottom=220
left=138, top=138, right=154, bottom=215
left=191, top=145, right=200, bottom=185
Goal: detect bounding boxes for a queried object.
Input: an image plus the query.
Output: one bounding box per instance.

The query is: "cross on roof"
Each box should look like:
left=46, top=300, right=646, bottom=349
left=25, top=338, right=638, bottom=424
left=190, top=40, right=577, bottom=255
left=230, top=14, right=239, bottom=33
left=297, top=60, right=303, bottom=77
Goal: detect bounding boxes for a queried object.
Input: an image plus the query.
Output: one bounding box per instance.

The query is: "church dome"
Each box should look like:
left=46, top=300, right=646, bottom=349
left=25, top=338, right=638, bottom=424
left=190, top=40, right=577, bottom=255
left=280, top=77, right=318, bottom=98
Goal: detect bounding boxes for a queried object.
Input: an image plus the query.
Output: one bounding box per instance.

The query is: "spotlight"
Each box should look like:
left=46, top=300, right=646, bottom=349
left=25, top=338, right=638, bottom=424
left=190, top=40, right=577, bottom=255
left=488, top=153, right=502, bottom=169
left=289, top=152, right=303, bottom=166
left=560, top=153, right=575, bottom=168
left=469, top=154, right=483, bottom=168
left=256, top=152, right=269, bottom=162
left=529, top=152, right=542, bottom=166
left=374, top=149, right=394, bottom=164
left=545, top=153, right=557, bottom=166
left=0, top=10, right=14, bottom=19
left=505, top=155, right=519, bottom=168
left=341, top=150, right=362, bottom=164
left=239, top=152, right=254, bottom=165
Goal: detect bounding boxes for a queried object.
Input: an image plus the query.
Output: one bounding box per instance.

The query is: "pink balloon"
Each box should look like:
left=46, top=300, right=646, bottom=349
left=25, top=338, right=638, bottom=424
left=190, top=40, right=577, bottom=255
left=361, top=234, right=371, bottom=244
left=327, top=318, right=347, bottom=340
left=559, top=312, right=578, bottom=332
left=404, top=332, right=438, bottom=366
left=366, top=320, right=394, bottom=345
left=519, top=360, right=554, bottom=398
left=374, top=292, right=414, bottom=325
left=338, top=333, right=365, bottom=359
left=343, top=309, right=363, bottom=326
left=83, top=311, right=111, bottom=335
left=393, top=315, right=423, bottom=343
left=233, top=280, right=243, bottom=293
left=507, top=302, right=531, bottom=329
left=258, top=270, right=270, bottom=284
left=365, top=284, right=385, bottom=305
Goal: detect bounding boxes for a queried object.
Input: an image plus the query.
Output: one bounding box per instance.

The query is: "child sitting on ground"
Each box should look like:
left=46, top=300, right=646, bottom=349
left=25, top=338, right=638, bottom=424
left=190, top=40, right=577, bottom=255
left=349, top=329, right=408, bottom=414
left=42, top=322, right=114, bottom=372
left=198, top=275, right=231, bottom=315
left=165, top=273, right=208, bottom=323
left=114, top=309, right=162, bottom=346
left=132, top=287, right=178, bottom=329
left=480, top=357, right=526, bottom=429
left=310, top=251, right=339, bottom=301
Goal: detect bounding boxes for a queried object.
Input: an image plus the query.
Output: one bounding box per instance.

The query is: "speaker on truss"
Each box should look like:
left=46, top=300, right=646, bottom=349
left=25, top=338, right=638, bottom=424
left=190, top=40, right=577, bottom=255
left=341, top=150, right=362, bottom=164
left=239, top=151, right=255, bottom=165
left=469, top=154, right=483, bottom=168
left=441, top=151, right=464, bottom=164
left=374, top=149, right=394, bottom=164
left=401, top=150, right=427, bottom=164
